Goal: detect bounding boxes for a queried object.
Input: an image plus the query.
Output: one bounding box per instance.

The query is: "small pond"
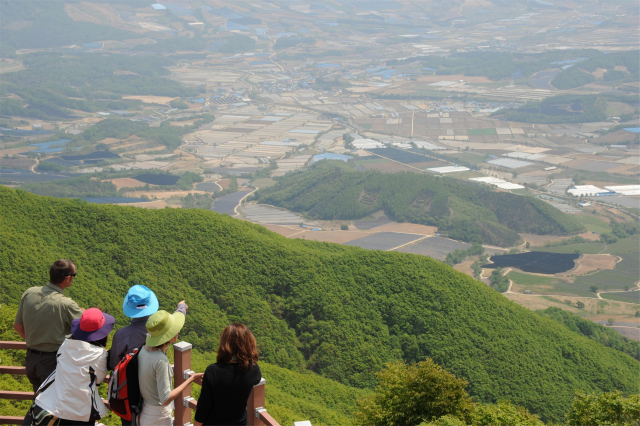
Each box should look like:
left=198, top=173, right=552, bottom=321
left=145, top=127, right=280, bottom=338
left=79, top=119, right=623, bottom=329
left=483, top=251, right=580, bottom=274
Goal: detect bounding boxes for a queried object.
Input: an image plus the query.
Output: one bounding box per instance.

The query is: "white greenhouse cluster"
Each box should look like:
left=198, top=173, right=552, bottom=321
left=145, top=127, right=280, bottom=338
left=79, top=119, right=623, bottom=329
left=604, top=185, right=640, bottom=196
left=487, top=158, right=534, bottom=169
left=414, top=141, right=446, bottom=150
left=567, top=185, right=609, bottom=196
left=351, top=139, right=385, bottom=149
left=567, top=185, right=640, bottom=197
left=427, top=166, right=470, bottom=174
left=260, top=140, right=302, bottom=147
left=469, top=176, right=525, bottom=190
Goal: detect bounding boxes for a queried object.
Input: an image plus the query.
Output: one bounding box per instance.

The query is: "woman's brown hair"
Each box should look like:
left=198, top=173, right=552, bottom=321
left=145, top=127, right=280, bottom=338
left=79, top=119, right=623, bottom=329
left=217, top=323, right=259, bottom=373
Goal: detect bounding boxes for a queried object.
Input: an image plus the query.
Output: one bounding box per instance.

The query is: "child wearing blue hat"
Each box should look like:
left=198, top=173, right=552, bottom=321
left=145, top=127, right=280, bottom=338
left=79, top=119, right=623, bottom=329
left=108, top=285, right=160, bottom=372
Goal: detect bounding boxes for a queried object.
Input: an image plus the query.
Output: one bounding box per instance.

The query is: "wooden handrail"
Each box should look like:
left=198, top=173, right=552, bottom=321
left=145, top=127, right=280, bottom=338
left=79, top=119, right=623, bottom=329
left=0, top=416, right=24, bottom=425
left=259, top=411, right=281, bottom=426
left=0, top=341, right=27, bottom=350
left=0, top=341, right=281, bottom=426
left=0, top=366, right=27, bottom=375
left=0, top=391, right=34, bottom=400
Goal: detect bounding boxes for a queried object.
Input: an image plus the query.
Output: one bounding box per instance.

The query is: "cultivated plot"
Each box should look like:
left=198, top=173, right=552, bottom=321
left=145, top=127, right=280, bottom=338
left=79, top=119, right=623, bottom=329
left=354, top=215, right=394, bottom=230
left=344, top=232, right=423, bottom=251
left=212, top=191, right=252, bottom=216
left=241, top=204, right=307, bottom=224
left=397, top=236, right=471, bottom=261
left=601, top=291, right=640, bottom=304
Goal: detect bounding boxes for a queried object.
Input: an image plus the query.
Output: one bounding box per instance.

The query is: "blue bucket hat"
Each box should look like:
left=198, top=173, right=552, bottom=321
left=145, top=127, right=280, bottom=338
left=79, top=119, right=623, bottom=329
left=122, top=285, right=159, bottom=318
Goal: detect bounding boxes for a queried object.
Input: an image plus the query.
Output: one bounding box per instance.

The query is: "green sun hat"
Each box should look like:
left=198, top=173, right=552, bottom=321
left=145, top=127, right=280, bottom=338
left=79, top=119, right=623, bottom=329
left=145, top=310, right=185, bottom=347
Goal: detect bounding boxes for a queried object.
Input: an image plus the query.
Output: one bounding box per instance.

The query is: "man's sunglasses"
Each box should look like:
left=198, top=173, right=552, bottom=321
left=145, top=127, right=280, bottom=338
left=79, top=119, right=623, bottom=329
left=66, top=273, right=77, bottom=277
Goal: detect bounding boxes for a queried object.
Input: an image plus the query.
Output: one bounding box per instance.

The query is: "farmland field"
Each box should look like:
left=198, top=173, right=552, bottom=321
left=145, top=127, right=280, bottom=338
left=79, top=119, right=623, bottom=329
left=366, top=147, right=433, bottom=164
left=445, top=152, right=488, bottom=165
left=251, top=178, right=277, bottom=189
left=344, top=232, right=423, bottom=251
left=212, top=191, right=252, bottom=215
left=468, top=128, right=497, bottom=135
left=134, top=174, right=180, bottom=186
left=354, top=215, right=394, bottom=230
left=537, top=242, right=607, bottom=254
left=507, top=271, right=565, bottom=294
left=195, top=181, right=222, bottom=192
left=571, top=255, right=640, bottom=291
left=242, top=204, right=307, bottom=224
left=601, top=291, right=640, bottom=304
left=397, top=236, right=471, bottom=261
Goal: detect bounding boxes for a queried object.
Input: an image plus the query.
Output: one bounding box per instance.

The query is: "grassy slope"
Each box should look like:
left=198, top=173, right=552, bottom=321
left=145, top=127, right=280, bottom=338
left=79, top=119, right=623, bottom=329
left=0, top=187, right=637, bottom=422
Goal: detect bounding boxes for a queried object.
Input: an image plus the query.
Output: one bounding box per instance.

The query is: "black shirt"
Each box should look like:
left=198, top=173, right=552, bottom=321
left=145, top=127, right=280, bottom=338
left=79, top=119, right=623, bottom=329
left=194, top=362, right=262, bottom=426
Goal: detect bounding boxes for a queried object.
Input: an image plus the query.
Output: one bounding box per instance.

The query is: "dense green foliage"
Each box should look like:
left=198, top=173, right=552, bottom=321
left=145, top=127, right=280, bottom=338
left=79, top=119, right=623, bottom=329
left=219, top=35, right=257, bottom=53
left=254, top=163, right=584, bottom=247
left=550, top=67, right=596, bottom=90
left=275, top=36, right=316, bottom=50
left=0, top=187, right=637, bottom=422
left=561, top=52, right=639, bottom=88
left=496, top=93, right=638, bottom=124
left=18, top=176, right=118, bottom=198
left=170, top=99, right=190, bottom=110
left=78, top=116, right=214, bottom=150
left=0, top=1, right=140, bottom=53
left=537, top=307, right=639, bottom=360
left=563, top=390, right=640, bottom=426
left=180, top=193, right=213, bottom=209
left=445, top=243, right=484, bottom=266
left=422, top=401, right=544, bottom=426
left=387, top=50, right=639, bottom=84
left=35, top=161, right=65, bottom=173
left=387, top=50, right=596, bottom=80
left=355, top=360, right=475, bottom=426
left=489, top=268, right=510, bottom=293
left=0, top=53, right=197, bottom=119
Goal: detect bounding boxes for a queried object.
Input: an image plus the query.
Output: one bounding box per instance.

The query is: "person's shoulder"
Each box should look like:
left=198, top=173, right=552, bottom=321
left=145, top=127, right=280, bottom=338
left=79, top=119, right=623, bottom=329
left=58, top=294, right=80, bottom=308
left=21, top=286, right=43, bottom=297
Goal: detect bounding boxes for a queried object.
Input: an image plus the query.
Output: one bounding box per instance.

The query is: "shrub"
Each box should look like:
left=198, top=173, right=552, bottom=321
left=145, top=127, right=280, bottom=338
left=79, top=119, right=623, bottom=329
left=564, top=390, right=640, bottom=426
left=354, top=360, right=475, bottom=426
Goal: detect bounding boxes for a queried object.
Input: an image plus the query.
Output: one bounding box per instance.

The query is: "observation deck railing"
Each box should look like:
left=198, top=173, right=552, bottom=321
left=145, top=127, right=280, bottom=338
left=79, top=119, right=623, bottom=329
left=0, top=341, right=280, bottom=426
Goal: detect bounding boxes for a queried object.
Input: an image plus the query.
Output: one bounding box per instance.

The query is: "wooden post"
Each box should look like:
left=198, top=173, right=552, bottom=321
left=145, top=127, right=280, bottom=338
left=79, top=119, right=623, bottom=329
left=247, top=378, right=266, bottom=426
left=173, top=341, right=193, bottom=426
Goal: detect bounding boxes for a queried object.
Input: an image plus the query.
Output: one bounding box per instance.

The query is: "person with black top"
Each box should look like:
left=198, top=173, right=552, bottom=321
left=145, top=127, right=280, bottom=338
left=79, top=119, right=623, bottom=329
left=194, top=323, right=262, bottom=426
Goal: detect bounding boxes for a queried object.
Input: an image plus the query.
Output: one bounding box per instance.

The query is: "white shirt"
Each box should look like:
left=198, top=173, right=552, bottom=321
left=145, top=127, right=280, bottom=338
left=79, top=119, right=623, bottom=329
left=35, top=337, right=108, bottom=421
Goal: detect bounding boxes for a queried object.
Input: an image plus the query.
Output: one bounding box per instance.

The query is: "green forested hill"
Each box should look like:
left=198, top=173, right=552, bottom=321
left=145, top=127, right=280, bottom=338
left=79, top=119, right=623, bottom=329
left=0, top=187, right=636, bottom=422
left=254, top=162, right=585, bottom=247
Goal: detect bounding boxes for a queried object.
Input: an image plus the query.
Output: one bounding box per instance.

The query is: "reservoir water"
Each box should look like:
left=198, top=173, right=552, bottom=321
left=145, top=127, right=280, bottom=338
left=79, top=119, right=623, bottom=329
left=484, top=251, right=580, bottom=274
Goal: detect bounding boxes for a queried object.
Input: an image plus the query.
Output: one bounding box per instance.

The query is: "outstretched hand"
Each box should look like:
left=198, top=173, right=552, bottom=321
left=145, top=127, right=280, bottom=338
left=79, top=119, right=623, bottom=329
left=190, top=372, right=204, bottom=384
left=178, top=300, right=188, bottom=312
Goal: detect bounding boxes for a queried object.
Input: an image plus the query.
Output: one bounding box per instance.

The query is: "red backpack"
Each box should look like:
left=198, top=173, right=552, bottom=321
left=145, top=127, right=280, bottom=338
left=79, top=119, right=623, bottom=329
left=108, top=349, right=142, bottom=422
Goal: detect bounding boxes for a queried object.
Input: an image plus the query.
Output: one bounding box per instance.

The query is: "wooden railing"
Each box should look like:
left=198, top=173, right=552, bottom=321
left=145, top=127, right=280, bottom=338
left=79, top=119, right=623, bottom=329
left=0, top=341, right=280, bottom=426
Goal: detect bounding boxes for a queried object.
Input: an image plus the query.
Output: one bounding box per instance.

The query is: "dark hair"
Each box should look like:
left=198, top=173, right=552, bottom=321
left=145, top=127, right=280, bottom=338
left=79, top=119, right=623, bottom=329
left=50, top=259, right=75, bottom=285
left=217, top=323, right=258, bottom=373
left=70, top=335, right=107, bottom=348
left=89, top=336, right=108, bottom=348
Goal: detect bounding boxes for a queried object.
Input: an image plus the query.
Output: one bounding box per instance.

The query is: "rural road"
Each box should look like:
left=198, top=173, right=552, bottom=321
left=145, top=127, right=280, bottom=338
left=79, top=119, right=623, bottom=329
left=234, top=188, right=258, bottom=215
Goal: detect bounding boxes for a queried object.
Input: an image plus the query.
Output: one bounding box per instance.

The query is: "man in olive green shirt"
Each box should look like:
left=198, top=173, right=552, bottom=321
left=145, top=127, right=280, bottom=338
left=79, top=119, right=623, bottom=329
left=14, top=259, right=83, bottom=393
